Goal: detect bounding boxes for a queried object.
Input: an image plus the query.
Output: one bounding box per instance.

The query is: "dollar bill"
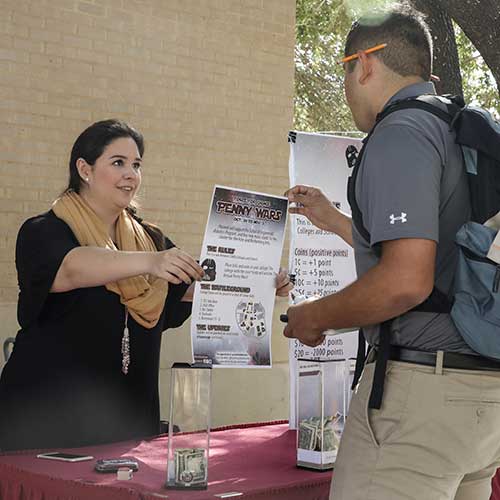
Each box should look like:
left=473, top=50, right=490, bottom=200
left=299, top=414, right=342, bottom=452
left=320, top=427, right=340, bottom=451
left=174, top=448, right=207, bottom=487
left=298, top=421, right=317, bottom=450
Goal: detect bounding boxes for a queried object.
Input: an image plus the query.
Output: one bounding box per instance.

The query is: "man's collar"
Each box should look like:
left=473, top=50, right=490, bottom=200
left=384, top=81, right=436, bottom=109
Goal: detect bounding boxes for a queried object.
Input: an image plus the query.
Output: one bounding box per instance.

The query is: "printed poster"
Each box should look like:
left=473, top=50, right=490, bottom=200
left=191, top=185, right=288, bottom=368
left=288, top=131, right=363, bottom=426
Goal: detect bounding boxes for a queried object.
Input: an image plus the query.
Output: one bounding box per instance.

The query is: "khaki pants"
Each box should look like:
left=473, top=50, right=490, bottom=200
left=330, top=360, right=500, bottom=500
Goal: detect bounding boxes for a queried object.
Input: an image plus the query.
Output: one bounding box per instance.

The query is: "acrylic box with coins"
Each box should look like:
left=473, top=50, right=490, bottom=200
left=165, top=361, right=212, bottom=490
left=296, top=358, right=355, bottom=470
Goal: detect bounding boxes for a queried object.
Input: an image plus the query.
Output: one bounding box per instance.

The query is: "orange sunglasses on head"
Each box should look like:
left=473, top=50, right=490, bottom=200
left=339, top=43, right=387, bottom=64
left=339, top=43, right=441, bottom=83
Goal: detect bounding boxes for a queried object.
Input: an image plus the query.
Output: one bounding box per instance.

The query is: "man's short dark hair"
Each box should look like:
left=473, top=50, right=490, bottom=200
left=344, top=3, right=433, bottom=80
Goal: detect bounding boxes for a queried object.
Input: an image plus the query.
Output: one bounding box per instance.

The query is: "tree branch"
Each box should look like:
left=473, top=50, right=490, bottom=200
left=439, top=0, right=500, bottom=95
left=411, top=0, right=463, bottom=96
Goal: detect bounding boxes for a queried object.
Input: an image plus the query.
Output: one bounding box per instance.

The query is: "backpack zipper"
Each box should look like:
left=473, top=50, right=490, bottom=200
left=462, top=247, right=494, bottom=264
left=495, top=266, right=500, bottom=293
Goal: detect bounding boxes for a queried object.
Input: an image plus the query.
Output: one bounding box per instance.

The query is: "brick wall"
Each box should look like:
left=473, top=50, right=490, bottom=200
left=0, top=0, right=295, bottom=425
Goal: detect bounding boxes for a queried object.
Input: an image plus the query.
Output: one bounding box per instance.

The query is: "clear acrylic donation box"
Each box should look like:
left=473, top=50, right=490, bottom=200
left=296, top=358, right=354, bottom=470
left=165, top=362, right=212, bottom=490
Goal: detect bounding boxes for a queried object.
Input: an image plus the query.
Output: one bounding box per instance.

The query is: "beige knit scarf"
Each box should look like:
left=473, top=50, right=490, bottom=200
left=52, top=191, right=168, bottom=328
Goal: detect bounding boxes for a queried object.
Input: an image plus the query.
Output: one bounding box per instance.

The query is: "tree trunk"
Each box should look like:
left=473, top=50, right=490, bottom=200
left=440, top=0, right=500, bottom=95
left=411, top=0, right=463, bottom=96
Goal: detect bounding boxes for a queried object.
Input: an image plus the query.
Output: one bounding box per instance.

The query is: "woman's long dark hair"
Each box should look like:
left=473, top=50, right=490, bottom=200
left=64, top=119, right=165, bottom=250
left=65, top=119, right=144, bottom=195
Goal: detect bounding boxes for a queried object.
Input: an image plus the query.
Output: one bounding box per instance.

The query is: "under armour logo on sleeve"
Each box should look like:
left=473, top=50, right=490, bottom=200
left=390, top=212, right=407, bottom=224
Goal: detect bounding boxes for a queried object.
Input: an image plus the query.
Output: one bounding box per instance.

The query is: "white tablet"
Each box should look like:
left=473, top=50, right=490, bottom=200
left=36, top=452, right=94, bottom=462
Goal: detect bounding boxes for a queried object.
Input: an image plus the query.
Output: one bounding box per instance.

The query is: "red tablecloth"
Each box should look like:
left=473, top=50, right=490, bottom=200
left=0, top=422, right=332, bottom=500
left=1, top=421, right=499, bottom=500
left=493, top=473, right=500, bottom=500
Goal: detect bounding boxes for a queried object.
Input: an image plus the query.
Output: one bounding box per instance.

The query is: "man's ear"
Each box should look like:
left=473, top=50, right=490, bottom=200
left=357, top=50, right=374, bottom=85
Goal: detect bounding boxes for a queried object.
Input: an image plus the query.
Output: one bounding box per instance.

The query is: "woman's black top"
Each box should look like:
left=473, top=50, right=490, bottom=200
left=0, top=210, right=191, bottom=451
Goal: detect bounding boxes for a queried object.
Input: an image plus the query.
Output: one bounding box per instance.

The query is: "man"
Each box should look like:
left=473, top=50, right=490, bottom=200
left=284, top=5, right=500, bottom=500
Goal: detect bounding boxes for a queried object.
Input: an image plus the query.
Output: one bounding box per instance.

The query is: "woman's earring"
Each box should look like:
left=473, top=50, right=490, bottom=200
left=85, top=177, right=89, bottom=182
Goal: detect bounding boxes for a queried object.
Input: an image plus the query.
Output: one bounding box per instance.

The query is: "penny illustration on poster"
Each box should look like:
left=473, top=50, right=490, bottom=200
left=191, top=185, right=288, bottom=368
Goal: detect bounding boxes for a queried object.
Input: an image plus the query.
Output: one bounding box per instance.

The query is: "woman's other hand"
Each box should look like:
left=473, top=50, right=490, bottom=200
left=275, top=268, right=293, bottom=297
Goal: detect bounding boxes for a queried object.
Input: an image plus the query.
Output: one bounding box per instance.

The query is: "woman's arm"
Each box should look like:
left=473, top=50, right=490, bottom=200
left=51, top=247, right=204, bottom=293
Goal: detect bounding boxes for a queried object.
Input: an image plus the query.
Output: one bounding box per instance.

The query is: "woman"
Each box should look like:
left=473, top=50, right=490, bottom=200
left=0, top=119, right=292, bottom=451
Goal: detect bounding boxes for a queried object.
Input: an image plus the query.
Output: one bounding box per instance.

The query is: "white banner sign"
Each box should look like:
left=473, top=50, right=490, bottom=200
left=288, top=131, right=363, bottom=426
left=191, top=185, right=288, bottom=368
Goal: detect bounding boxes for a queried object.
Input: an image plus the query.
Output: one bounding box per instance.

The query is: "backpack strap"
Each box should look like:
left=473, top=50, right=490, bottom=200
left=347, top=133, right=377, bottom=251
left=368, top=319, right=392, bottom=409
left=351, top=328, right=367, bottom=390
left=378, top=95, right=456, bottom=126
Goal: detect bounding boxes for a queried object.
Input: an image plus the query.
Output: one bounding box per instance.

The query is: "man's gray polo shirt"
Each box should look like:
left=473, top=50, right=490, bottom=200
left=353, top=81, right=474, bottom=353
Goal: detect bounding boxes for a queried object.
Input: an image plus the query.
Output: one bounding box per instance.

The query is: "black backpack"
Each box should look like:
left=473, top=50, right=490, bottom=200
left=348, top=94, right=500, bottom=409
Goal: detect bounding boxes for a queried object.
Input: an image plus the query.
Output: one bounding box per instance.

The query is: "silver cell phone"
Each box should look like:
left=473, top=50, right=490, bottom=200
left=36, top=452, right=94, bottom=462
left=95, top=458, right=139, bottom=472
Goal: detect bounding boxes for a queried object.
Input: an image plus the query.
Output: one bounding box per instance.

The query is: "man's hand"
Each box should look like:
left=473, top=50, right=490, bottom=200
left=283, top=299, right=325, bottom=347
left=285, top=185, right=340, bottom=232
left=285, top=185, right=353, bottom=246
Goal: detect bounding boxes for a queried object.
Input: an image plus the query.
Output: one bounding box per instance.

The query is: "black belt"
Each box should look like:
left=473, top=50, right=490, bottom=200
left=356, top=321, right=500, bottom=412
left=376, top=346, right=500, bottom=372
